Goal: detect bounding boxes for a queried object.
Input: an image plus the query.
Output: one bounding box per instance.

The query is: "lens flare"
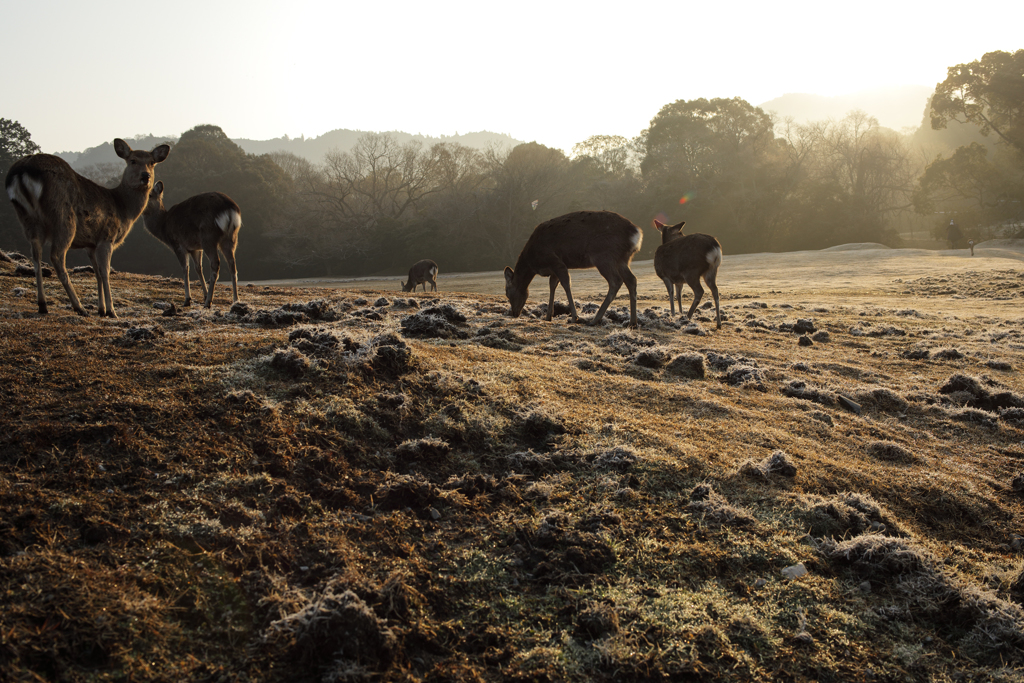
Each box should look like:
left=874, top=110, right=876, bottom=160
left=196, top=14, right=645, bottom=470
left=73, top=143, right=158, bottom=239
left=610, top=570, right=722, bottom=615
left=653, top=212, right=669, bottom=227
left=679, top=193, right=694, bottom=205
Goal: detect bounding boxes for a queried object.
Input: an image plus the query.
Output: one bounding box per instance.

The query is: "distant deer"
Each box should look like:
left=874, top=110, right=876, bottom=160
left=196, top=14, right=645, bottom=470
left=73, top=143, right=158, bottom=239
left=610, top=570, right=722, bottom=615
left=141, top=181, right=242, bottom=308
left=401, top=259, right=438, bottom=292
left=5, top=139, right=170, bottom=317
left=504, top=210, right=642, bottom=328
left=653, top=219, right=722, bottom=329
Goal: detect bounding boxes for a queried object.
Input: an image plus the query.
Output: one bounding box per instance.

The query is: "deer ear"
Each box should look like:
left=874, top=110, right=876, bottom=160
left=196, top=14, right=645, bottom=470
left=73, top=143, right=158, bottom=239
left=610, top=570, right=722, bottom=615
left=113, top=139, right=131, bottom=159
left=654, top=219, right=665, bottom=231
left=503, top=266, right=515, bottom=284
left=152, top=144, right=171, bottom=163
left=154, top=181, right=164, bottom=193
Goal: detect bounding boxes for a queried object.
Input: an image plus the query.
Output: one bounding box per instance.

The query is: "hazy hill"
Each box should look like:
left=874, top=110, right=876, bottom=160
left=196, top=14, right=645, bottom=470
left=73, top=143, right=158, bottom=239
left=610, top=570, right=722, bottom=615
left=66, top=129, right=524, bottom=173
left=759, top=85, right=933, bottom=131
left=234, top=129, right=524, bottom=164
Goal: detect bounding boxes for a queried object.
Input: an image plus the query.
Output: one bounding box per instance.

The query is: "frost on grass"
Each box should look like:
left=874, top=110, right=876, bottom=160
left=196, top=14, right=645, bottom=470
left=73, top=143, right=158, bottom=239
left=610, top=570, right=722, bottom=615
left=288, top=326, right=344, bottom=357
left=518, top=409, right=568, bottom=448
left=687, top=483, right=756, bottom=527
left=738, top=450, right=797, bottom=479
left=602, top=332, right=657, bottom=356
left=240, top=299, right=340, bottom=326
left=795, top=491, right=900, bottom=539
left=589, top=446, right=640, bottom=471
left=373, top=472, right=438, bottom=513
left=494, top=449, right=574, bottom=475
left=394, top=437, right=451, bottom=463
left=400, top=305, right=469, bottom=340
left=270, top=348, right=313, bottom=378
left=575, top=602, right=620, bottom=639
left=821, top=535, right=1024, bottom=665
left=852, top=387, right=909, bottom=413
left=782, top=379, right=836, bottom=406
left=631, top=346, right=672, bottom=368
left=260, top=582, right=395, bottom=674
left=665, top=353, right=706, bottom=379
left=932, top=347, right=965, bottom=360
left=938, top=373, right=1024, bottom=412
left=850, top=324, right=906, bottom=337
left=117, top=324, right=164, bottom=346
left=523, top=512, right=618, bottom=585
left=866, top=440, right=916, bottom=464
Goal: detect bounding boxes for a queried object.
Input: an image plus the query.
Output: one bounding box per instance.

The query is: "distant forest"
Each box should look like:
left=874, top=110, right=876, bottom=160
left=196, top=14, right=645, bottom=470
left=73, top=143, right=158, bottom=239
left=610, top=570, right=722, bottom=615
left=2, top=50, right=1022, bottom=282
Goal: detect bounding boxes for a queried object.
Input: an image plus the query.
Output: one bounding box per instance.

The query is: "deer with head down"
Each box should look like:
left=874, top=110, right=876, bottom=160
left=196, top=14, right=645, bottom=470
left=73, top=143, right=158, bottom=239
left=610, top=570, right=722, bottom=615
left=504, top=210, right=642, bottom=328
left=401, top=259, right=438, bottom=292
left=653, top=219, right=722, bottom=329
left=5, top=139, right=170, bottom=317
left=141, top=181, right=242, bottom=308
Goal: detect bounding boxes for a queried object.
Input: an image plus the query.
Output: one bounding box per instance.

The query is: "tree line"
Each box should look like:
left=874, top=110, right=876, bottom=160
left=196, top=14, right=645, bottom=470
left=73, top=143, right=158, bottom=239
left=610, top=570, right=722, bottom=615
left=2, top=49, right=1022, bottom=282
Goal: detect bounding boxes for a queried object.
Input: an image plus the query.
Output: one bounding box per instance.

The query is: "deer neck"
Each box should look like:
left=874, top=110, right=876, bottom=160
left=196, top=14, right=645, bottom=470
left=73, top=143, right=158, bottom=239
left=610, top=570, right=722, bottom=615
left=141, top=202, right=173, bottom=243
left=111, top=181, right=153, bottom=226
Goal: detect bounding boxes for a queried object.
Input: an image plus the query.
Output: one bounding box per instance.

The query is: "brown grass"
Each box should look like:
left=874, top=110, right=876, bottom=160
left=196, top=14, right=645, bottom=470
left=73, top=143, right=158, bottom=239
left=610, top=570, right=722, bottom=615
left=2, top=244, right=1024, bottom=681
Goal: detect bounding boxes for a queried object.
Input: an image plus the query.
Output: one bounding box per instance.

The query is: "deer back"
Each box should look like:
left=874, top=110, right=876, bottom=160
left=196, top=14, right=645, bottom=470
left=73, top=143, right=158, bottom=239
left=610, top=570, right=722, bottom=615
left=515, top=211, right=642, bottom=276
left=144, top=185, right=241, bottom=252
left=655, top=233, right=722, bottom=281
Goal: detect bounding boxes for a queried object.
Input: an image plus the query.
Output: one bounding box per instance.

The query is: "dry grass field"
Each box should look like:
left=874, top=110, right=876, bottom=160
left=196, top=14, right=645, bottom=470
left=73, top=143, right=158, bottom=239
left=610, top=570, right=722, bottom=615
left=2, top=241, right=1024, bottom=682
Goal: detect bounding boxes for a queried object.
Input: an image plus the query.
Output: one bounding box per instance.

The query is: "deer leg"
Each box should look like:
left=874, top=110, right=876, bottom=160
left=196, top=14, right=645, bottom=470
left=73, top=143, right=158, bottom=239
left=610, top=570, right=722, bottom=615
left=674, top=284, right=683, bottom=317
left=220, top=245, right=239, bottom=303
left=92, top=242, right=116, bottom=318
left=620, top=265, right=638, bottom=328
left=661, top=277, right=675, bottom=315
left=685, top=276, right=705, bottom=323
left=546, top=275, right=558, bottom=321
left=49, top=235, right=87, bottom=316
left=591, top=275, right=623, bottom=326
left=554, top=270, right=579, bottom=322
left=29, top=238, right=50, bottom=314
left=191, top=251, right=209, bottom=303
left=704, top=271, right=722, bottom=330
left=176, top=249, right=193, bottom=306
left=204, top=250, right=221, bottom=308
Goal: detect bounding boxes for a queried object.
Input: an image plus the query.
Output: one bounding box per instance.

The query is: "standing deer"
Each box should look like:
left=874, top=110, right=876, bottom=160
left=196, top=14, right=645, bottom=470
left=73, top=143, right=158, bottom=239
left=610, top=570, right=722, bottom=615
left=401, top=259, right=438, bottom=292
left=653, top=219, right=722, bottom=329
left=504, top=210, right=642, bottom=328
left=141, top=181, right=242, bottom=308
left=5, top=139, right=170, bottom=317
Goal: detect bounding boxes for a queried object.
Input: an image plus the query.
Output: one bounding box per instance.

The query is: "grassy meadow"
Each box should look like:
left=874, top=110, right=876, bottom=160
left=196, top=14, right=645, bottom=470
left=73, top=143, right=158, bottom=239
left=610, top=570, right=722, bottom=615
left=1, top=241, right=1024, bottom=682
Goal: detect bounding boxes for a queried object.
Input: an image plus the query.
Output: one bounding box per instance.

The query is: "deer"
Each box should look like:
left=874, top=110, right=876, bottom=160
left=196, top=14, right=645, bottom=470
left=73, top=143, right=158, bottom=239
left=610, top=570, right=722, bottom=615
left=401, top=259, right=438, bottom=292
left=504, top=210, right=642, bottom=328
left=5, top=139, right=170, bottom=317
left=653, top=219, right=723, bottom=329
left=140, top=181, right=242, bottom=308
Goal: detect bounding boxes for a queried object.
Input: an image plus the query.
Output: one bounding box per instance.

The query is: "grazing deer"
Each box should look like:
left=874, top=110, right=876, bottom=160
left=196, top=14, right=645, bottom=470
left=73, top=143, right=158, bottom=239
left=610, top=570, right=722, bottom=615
left=141, top=181, right=242, bottom=308
left=401, top=259, right=438, bottom=292
left=5, top=139, right=170, bottom=317
left=653, top=219, right=722, bottom=329
left=504, top=210, right=642, bottom=328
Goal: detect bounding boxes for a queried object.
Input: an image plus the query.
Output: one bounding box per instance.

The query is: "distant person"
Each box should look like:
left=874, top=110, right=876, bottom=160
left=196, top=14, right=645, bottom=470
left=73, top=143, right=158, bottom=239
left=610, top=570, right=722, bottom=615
left=947, top=219, right=962, bottom=250
left=968, top=238, right=975, bottom=256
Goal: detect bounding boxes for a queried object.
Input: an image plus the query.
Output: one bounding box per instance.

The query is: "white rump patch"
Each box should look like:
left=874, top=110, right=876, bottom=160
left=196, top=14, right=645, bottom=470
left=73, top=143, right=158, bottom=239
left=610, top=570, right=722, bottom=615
left=7, top=174, right=44, bottom=215
left=215, top=210, right=241, bottom=234
left=628, top=226, right=642, bottom=250
left=707, top=246, right=723, bottom=266
left=22, top=175, right=43, bottom=200
left=429, top=266, right=438, bottom=278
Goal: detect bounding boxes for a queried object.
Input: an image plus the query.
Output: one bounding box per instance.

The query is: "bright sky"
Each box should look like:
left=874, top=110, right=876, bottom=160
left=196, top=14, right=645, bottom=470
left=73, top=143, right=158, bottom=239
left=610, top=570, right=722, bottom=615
left=2, top=1, right=1021, bottom=154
